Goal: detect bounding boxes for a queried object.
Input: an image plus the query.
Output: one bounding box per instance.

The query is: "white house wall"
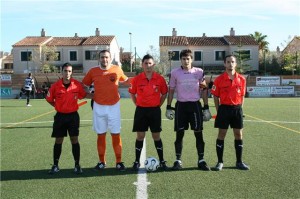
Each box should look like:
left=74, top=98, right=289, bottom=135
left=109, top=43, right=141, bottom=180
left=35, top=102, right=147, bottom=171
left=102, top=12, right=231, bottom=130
left=161, top=45, right=259, bottom=71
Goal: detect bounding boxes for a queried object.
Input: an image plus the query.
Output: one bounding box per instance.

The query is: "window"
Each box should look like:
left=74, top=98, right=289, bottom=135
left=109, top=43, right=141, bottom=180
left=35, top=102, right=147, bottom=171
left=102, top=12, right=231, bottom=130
left=21, top=51, right=32, bottom=61
left=70, top=51, right=77, bottom=61
left=168, top=51, right=179, bottom=61
left=85, top=50, right=98, bottom=60
left=194, top=51, right=202, bottom=61
left=55, top=51, right=61, bottom=61
left=215, top=51, right=225, bottom=61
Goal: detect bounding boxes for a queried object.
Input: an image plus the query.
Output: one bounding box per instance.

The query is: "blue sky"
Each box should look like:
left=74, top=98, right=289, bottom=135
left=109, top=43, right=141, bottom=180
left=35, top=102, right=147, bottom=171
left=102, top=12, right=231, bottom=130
left=1, top=0, right=299, bottom=56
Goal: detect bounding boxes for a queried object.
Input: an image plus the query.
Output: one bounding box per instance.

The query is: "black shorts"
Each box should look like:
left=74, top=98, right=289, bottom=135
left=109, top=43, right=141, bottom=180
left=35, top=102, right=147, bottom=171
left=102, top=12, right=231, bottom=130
left=132, top=106, right=162, bottom=133
left=214, top=105, right=243, bottom=129
left=174, top=101, right=203, bottom=132
left=52, top=111, right=80, bottom=138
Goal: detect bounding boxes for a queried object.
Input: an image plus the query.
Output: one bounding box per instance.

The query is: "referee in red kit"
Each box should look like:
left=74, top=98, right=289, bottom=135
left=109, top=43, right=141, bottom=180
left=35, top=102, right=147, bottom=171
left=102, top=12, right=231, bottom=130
left=46, top=63, right=89, bottom=174
left=211, top=55, right=250, bottom=171
left=128, top=54, right=169, bottom=171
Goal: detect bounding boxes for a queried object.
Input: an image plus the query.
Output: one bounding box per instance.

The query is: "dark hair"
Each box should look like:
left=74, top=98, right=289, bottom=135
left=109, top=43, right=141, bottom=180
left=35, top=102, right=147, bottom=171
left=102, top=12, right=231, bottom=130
left=142, top=54, right=154, bottom=63
left=223, top=55, right=237, bottom=63
left=180, top=49, right=193, bottom=59
left=28, top=73, right=32, bottom=76
left=61, top=62, right=72, bottom=71
left=99, top=49, right=110, bottom=55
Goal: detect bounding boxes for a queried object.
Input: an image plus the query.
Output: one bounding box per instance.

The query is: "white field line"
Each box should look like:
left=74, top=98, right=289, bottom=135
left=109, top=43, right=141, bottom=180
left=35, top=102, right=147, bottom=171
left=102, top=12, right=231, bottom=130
left=1, top=119, right=300, bottom=126
left=133, top=138, right=150, bottom=199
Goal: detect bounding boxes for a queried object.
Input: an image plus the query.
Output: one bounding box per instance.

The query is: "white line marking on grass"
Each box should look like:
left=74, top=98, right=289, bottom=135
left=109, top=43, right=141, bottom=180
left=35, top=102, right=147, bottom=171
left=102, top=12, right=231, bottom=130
left=1, top=119, right=300, bottom=126
left=243, top=120, right=300, bottom=124
left=245, top=115, right=300, bottom=134
left=133, top=138, right=150, bottom=199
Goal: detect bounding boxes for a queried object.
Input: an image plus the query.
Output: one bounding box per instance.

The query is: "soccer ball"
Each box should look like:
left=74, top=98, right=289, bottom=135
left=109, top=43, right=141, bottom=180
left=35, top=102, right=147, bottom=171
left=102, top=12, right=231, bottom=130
left=144, top=157, right=159, bottom=171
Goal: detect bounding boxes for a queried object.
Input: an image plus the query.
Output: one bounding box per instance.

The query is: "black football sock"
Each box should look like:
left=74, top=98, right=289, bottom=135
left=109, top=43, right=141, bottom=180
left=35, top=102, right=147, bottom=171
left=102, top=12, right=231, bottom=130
left=175, top=130, right=184, bottom=160
left=194, top=131, right=205, bottom=160
left=154, top=139, right=164, bottom=162
left=72, top=143, right=80, bottom=166
left=235, top=140, right=243, bottom=163
left=53, top=143, right=62, bottom=166
left=216, top=139, right=224, bottom=163
left=135, top=140, right=144, bottom=163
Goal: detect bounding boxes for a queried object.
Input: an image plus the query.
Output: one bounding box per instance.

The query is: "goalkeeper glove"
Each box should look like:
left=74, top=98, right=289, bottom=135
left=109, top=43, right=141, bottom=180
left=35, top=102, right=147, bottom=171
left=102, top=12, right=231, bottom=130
left=202, top=104, right=212, bottom=122
left=165, top=105, right=175, bottom=120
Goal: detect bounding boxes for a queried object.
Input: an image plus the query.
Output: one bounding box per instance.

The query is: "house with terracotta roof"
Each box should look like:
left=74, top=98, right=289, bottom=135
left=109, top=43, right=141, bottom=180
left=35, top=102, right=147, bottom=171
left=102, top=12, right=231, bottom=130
left=160, top=28, right=259, bottom=73
left=12, top=28, right=120, bottom=74
left=281, top=36, right=300, bottom=55
left=0, top=52, right=13, bottom=72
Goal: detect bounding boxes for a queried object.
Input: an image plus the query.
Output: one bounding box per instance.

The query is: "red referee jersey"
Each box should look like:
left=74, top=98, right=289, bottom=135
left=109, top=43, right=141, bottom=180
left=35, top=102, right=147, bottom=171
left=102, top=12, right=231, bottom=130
left=128, top=72, right=168, bottom=107
left=46, top=78, right=87, bottom=113
left=211, top=72, right=246, bottom=105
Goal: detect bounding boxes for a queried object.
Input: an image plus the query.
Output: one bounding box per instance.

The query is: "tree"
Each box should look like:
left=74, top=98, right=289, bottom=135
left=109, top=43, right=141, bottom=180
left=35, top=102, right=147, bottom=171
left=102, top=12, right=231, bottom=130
left=146, top=45, right=170, bottom=75
left=280, top=36, right=300, bottom=75
left=282, top=53, right=298, bottom=75
left=233, top=41, right=251, bottom=74
left=32, top=45, right=59, bottom=73
left=250, top=31, right=269, bottom=53
left=250, top=31, right=270, bottom=75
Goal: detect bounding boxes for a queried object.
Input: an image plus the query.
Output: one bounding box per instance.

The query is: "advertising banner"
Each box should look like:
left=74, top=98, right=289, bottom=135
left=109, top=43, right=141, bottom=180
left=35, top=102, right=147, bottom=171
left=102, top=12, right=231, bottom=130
left=247, top=87, right=271, bottom=97
left=0, top=87, right=12, bottom=97
left=281, top=79, right=300, bottom=86
left=256, top=76, right=280, bottom=86
left=0, top=74, right=12, bottom=86
left=270, top=86, right=294, bottom=95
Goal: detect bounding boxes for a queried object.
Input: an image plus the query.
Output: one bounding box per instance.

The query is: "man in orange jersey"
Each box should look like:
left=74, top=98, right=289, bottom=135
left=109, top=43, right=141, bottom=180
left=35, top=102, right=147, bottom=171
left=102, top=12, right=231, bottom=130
left=46, top=63, right=90, bottom=174
left=128, top=54, right=169, bottom=171
left=82, top=50, right=129, bottom=171
left=211, top=55, right=250, bottom=171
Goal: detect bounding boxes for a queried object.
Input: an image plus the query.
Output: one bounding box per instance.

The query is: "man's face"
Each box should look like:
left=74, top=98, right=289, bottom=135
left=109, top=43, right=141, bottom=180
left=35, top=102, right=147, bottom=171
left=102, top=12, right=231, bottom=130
left=100, top=52, right=111, bottom=68
left=142, top=58, right=155, bottom=73
left=62, top=66, right=72, bottom=80
left=224, top=56, right=237, bottom=71
left=180, top=56, right=192, bottom=68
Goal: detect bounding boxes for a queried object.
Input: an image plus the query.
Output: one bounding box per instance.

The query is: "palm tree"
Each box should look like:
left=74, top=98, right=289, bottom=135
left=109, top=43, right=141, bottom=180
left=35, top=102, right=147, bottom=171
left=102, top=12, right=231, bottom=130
left=250, top=31, right=269, bottom=53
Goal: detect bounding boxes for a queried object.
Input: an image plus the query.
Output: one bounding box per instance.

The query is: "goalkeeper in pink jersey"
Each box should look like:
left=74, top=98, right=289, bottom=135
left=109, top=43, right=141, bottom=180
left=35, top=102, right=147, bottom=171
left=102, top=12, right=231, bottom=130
left=165, top=49, right=212, bottom=171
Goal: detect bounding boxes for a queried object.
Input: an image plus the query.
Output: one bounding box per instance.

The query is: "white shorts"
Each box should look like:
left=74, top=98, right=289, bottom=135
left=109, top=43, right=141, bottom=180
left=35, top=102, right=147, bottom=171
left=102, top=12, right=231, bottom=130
left=93, top=101, right=121, bottom=134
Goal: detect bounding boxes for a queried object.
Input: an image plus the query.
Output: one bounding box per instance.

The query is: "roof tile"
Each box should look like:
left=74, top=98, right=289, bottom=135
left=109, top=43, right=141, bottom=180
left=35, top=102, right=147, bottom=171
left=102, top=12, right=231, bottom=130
left=83, top=36, right=115, bottom=45
left=12, top=36, right=52, bottom=47
left=13, top=36, right=115, bottom=47
left=160, top=35, right=258, bottom=46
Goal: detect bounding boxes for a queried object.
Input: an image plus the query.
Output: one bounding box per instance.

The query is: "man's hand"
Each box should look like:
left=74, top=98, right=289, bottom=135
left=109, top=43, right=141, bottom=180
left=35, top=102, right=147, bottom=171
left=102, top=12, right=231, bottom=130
left=165, top=105, right=175, bottom=120
left=203, top=104, right=212, bottom=122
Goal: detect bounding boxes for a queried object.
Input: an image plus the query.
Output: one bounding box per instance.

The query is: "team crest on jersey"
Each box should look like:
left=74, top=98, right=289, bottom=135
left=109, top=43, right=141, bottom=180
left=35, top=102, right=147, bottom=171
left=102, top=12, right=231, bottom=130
left=153, top=85, right=158, bottom=92
left=109, top=75, right=116, bottom=82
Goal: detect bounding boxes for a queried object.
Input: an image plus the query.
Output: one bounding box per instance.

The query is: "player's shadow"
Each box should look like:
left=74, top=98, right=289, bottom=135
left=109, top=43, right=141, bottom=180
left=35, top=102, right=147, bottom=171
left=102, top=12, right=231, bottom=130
left=163, top=166, right=238, bottom=172
left=1, top=168, right=138, bottom=181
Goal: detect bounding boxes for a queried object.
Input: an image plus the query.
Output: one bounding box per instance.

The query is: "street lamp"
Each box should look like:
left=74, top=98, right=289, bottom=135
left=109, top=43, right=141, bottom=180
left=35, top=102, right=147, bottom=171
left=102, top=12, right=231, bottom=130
left=129, top=32, right=132, bottom=72
left=263, top=50, right=266, bottom=76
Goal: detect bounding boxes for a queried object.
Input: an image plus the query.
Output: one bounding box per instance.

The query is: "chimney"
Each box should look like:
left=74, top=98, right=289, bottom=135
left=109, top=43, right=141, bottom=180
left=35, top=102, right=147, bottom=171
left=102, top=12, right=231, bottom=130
left=172, top=28, right=177, bottom=36
left=230, top=27, right=235, bottom=36
left=95, top=28, right=100, bottom=36
left=41, top=28, right=46, bottom=37
left=202, top=33, right=206, bottom=37
left=74, top=33, right=78, bottom=37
